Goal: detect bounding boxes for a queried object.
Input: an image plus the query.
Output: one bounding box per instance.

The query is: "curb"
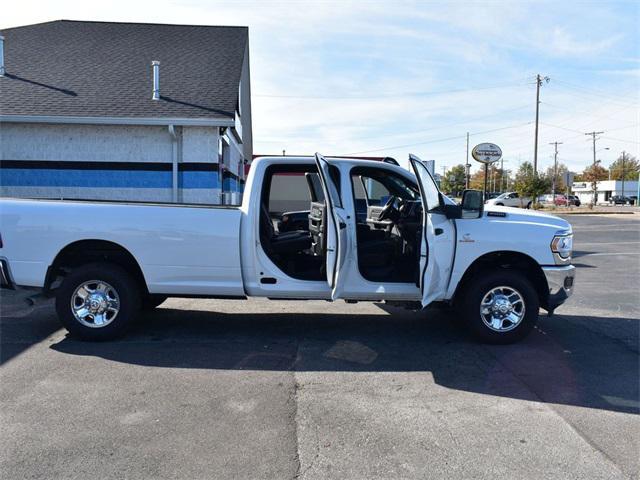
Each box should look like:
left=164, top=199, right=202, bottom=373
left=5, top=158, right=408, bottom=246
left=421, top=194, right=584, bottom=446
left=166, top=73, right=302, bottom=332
left=550, top=210, right=638, bottom=215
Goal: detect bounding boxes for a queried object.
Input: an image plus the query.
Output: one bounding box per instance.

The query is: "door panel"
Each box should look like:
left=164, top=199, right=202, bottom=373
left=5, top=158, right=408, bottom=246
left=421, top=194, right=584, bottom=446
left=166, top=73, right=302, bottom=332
left=314, top=153, right=348, bottom=299
left=408, top=154, right=443, bottom=307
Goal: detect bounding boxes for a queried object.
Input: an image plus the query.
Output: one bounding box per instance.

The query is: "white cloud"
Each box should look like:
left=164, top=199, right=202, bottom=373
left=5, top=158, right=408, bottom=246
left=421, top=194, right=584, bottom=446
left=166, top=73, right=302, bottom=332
left=548, top=27, right=622, bottom=57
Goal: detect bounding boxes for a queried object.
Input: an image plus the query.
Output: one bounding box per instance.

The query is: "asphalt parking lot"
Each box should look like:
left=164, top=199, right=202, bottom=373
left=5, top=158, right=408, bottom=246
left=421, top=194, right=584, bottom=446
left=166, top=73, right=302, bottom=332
left=1, top=214, right=639, bottom=479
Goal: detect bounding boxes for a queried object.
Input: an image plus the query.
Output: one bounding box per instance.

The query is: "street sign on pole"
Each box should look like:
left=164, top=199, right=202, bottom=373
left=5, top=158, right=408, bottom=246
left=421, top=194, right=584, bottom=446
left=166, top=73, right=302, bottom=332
left=472, top=143, right=502, bottom=197
left=564, top=171, right=576, bottom=207
left=471, top=143, right=502, bottom=164
left=564, top=171, right=575, bottom=188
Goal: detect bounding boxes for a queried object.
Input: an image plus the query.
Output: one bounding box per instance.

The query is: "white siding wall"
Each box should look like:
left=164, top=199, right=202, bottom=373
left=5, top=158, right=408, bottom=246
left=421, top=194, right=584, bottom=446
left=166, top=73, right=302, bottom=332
left=0, top=122, right=230, bottom=204
left=1, top=122, right=173, bottom=162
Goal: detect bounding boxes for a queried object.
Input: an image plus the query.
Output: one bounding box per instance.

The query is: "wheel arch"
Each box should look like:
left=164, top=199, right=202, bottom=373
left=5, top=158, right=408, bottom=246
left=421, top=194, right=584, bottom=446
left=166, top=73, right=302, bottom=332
left=45, top=239, right=148, bottom=295
left=452, top=250, right=549, bottom=310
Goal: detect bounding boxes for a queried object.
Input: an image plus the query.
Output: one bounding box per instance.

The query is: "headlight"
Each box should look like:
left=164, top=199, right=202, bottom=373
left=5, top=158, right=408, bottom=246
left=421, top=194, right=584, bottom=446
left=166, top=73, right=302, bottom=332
left=551, top=233, right=573, bottom=262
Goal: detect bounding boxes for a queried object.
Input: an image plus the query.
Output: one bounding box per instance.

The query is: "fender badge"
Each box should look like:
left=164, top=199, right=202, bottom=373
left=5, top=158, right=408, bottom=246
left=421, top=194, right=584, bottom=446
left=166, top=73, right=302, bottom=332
left=459, top=233, right=475, bottom=243
left=487, top=211, right=507, bottom=217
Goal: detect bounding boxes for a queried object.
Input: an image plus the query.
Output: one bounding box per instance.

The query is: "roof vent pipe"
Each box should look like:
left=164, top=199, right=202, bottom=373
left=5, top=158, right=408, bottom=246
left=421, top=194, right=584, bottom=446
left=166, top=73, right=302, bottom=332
left=152, top=60, right=160, bottom=100
left=0, top=36, right=5, bottom=76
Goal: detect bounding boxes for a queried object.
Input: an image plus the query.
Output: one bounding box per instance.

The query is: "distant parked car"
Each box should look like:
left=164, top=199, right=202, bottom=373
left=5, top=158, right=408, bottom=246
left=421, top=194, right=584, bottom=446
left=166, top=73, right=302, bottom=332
left=567, top=195, right=581, bottom=206
left=485, top=192, right=501, bottom=200
left=609, top=195, right=633, bottom=205
left=539, top=194, right=569, bottom=206
left=486, top=191, right=532, bottom=208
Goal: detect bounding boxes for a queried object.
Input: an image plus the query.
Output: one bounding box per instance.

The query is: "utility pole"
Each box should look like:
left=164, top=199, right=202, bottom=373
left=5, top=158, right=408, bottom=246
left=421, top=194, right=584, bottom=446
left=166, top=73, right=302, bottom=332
left=500, top=159, right=509, bottom=192
left=585, top=131, right=604, bottom=207
left=533, top=75, right=549, bottom=175
left=621, top=151, right=626, bottom=198
left=465, top=132, right=470, bottom=189
left=549, top=141, right=563, bottom=199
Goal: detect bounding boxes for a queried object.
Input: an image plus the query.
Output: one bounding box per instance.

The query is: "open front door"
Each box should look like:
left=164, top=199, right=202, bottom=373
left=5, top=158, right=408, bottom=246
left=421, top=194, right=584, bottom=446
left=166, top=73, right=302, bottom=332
left=409, top=154, right=442, bottom=307
left=314, top=153, right=348, bottom=300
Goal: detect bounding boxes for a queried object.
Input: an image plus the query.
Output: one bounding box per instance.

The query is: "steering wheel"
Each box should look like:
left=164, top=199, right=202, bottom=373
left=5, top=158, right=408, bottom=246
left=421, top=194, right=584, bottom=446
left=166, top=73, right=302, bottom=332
left=378, top=195, right=399, bottom=221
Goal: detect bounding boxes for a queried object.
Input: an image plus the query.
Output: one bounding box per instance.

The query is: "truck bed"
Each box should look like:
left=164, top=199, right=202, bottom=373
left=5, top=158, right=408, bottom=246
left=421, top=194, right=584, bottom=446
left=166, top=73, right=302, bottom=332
left=0, top=198, right=245, bottom=296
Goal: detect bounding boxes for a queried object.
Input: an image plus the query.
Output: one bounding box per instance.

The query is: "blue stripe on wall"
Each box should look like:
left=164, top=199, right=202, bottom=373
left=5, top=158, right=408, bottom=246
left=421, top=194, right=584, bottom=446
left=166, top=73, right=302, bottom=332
left=223, top=177, right=239, bottom=192
left=0, top=168, right=219, bottom=189
left=179, top=171, right=220, bottom=189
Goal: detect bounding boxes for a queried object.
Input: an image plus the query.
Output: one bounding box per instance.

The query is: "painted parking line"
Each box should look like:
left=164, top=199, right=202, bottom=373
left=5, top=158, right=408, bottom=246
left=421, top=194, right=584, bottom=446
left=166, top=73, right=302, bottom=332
left=576, top=252, right=640, bottom=257
left=576, top=241, right=640, bottom=246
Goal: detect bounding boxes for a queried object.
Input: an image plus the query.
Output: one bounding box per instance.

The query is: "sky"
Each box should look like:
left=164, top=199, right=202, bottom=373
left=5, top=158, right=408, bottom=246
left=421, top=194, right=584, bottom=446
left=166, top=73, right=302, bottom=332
left=3, top=0, right=639, bottom=176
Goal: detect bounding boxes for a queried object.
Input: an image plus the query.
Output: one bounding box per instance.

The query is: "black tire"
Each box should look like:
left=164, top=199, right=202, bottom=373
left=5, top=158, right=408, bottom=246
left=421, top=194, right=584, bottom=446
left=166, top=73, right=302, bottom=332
left=526, top=201, right=532, bottom=209
left=458, top=269, right=539, bottom=344
left=55, top=262, right=141, bottom=341
left=142, top=294, right=168, bottom=310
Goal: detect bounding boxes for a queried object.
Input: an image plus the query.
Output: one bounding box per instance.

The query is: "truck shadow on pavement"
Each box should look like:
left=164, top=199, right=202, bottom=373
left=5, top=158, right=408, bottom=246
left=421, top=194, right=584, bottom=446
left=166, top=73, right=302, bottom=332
left=48, top=306, right=640, bottom=416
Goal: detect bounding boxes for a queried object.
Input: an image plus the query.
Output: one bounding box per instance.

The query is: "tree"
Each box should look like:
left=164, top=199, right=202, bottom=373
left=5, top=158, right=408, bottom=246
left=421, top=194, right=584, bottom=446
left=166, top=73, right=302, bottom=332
left=581, top=162, right=609, bottom=208
left=469, top=169, right=486, bottom=190
left=575, top=163, right=608, bottom=182
left=545, top=162, right=569, bottom=192
left=468, top=165, right=509, bottom=192
left=609, top=153, right=640, bottom=181
left=440, top=164, right=467, bottom=196
left=513, top=161, right=551, bottom=208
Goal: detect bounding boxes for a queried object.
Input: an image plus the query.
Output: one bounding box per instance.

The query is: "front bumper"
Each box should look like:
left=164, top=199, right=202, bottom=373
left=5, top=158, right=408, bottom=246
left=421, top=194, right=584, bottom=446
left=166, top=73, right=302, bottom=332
left=542, top=264, right=576, bottom=311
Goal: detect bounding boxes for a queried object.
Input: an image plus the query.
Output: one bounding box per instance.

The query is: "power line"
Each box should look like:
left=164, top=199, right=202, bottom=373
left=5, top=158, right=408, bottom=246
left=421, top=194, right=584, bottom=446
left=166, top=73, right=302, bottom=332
left=341, top=104, right=531, bottom=142
left=540, top=122, right=585, bottom=134
left=552, top=83, right=638, bottom=108
left=254, top=81, right=530, bottom=99
left=343, top=122, right=533, bottom=155
left=601, top=136, right=640, bottom=145
left=553, top=79, right=639, bottom=104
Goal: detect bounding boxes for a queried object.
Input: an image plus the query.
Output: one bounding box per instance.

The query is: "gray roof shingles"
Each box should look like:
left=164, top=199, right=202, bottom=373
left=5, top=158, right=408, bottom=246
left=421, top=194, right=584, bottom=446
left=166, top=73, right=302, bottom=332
left=0, top=20, right=248, bottom=120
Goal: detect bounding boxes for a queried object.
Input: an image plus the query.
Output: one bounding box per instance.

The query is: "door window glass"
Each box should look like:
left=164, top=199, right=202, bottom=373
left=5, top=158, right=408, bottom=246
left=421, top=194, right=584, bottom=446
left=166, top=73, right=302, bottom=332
left=417, top=168, right=441, bottom=212
left=325, top=164, right=342, bottom=208
left=363, top=177, right=391, bottom=206
left=268, top=173, right=312, bottom=214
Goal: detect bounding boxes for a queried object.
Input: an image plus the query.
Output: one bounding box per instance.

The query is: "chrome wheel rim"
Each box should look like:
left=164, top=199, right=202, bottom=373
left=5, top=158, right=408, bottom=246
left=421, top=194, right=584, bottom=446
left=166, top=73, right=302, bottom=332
left=480, top=286, right=525, bottom=332
left=70, top=280, right=120, bottom=328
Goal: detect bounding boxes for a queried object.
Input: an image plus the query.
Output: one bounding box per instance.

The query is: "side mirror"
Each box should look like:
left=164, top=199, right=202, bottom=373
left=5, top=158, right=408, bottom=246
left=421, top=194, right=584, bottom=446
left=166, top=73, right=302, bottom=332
left=460, top=190, right=484, bottom=219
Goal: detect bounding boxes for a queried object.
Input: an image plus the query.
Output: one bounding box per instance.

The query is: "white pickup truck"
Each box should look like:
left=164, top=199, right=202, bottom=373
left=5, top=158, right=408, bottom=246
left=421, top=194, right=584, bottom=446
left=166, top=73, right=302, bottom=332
left=0, top=154, right=575, bottom=344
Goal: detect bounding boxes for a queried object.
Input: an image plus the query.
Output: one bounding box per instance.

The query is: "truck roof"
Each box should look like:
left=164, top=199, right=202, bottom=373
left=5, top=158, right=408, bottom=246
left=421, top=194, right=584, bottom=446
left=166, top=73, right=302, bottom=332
left=252, top=155, right=411, bottom=174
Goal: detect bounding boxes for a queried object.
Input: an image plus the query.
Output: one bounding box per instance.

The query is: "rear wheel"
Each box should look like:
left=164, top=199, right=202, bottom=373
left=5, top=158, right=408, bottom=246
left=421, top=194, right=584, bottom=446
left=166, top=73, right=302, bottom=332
left=526, top=201, right=532, bottom=209
left=458, top=269, right=539, bottom=344
left=55, top=262, right=141, bottom=341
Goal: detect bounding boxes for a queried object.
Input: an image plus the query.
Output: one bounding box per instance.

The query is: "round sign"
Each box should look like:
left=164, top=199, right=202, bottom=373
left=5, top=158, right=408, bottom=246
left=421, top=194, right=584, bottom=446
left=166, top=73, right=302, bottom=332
left=471, top=143, right=502, bottom=164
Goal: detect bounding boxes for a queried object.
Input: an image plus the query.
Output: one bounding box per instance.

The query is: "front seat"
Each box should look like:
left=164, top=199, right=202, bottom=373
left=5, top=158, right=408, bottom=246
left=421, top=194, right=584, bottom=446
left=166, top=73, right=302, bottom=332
left=260, top=204, right=312, bottom=255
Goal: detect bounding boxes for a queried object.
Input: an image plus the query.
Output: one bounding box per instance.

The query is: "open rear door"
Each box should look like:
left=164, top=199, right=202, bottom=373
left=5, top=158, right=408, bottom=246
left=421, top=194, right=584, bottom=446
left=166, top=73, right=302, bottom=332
left=409, top=154, right=441, bottom=307
left=314, top=153, right=348, bottom=300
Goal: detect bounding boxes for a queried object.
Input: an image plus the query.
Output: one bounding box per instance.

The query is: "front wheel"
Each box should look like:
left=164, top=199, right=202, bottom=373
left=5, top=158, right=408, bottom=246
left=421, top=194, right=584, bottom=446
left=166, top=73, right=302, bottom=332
left=458, top=269, right=539, bottom=344
left=55, top=262, right=141, bottom=341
